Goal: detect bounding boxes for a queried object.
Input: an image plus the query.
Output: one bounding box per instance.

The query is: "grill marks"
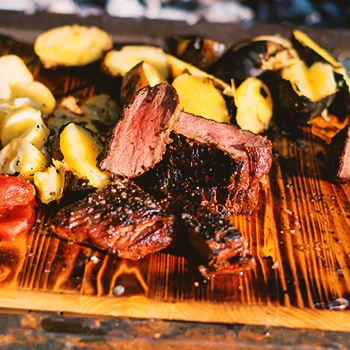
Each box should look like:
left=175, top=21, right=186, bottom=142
left=50, top=179, right=175, bottom=259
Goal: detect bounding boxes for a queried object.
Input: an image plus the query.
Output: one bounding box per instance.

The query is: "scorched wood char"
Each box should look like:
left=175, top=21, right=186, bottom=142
left=138, top=111, right=272, bottom=215
left=98, top=83, right=180, bottom=178
left=49, top=179, right=175, bottom=259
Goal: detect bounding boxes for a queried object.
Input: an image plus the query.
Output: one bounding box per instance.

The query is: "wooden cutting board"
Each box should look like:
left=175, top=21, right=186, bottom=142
left=0, top=11, right=349, bottom=332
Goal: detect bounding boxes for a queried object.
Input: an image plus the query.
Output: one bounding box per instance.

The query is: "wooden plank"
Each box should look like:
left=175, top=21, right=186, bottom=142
left=0, top=11, right=349, bottom=331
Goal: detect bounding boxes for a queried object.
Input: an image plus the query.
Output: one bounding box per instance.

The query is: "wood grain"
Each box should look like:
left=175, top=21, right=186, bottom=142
left=0, top=16, right=349, bottom=332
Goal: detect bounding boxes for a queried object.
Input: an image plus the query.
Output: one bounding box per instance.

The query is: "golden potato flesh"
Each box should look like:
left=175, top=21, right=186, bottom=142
left=0, top=55, right=33, bottom=87
left=59, top=123, right=109, bottom=189
left=234, top=77, right=273, bottom=134
left=120, top=61, right=167, bottom=105
left=103, top=45, right=169, bottom=78
left=0, top=138, right=49, bottom=180
left=172, top=73, right=230, bottom=123
left=34, top=160, right=66, bottom=204
left=34, top=25, right=113, bottom=68
left=0, top=106, right=50, bottom=149
left=11, top=81, right=56, bottom=115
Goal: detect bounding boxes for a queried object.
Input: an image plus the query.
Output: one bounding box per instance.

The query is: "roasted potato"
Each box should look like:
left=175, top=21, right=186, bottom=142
left=34, top=25, right=113, bottom=68
left=0, top=138, right=49, bottom=180
left=172, top=72, right=230, bottom=123
left=103, top=45, right=169, bottom=78
left=120, top=61, right=167, bottom=105
left=231, top=77, right=273, bottom=134
left=54, top=123, right=110, bottom=190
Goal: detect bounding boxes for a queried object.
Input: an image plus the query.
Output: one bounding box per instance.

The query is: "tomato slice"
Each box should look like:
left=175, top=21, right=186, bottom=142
left=0, top=174, right=37, bottom=240
left=0, top=174, right=36, bottom=210
left=0, top=204, right=36, bottom=241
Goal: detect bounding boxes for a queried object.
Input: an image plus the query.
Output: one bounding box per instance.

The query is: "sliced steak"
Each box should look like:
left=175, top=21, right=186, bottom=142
left=171, top=200, right=255, bottom=279
left=328, top=125, right=350, bottom=183
left=139, top=111, right=272, bottom=214
left=49, top=179, right=175, bottom=259
left=99, top=83, right=180, bottom=178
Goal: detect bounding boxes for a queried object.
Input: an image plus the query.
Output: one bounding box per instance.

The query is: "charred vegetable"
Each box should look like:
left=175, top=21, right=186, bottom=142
left=166, top=35, right=226, bottom=71
left=291, top=29, right=350, bottom=119
left=278, top=60, right=337, bottom=124
left=172, top=73, right=230, bottom=123
left=211, top=35, right=298, bottom=86
left=34, top=25, right=113, bottom=68
left=231, top=77, right=273, bottom=134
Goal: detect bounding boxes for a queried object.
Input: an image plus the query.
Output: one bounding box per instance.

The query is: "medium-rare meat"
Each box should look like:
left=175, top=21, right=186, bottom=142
left=139, top=111, right=272, bottom=214
left=49, top=179, right=175, bottom=259
left=98, top=83, right=180, bottom=178
left=328, top=125, right=350, bottom=183
left=170, top=200, right=255, bottom=278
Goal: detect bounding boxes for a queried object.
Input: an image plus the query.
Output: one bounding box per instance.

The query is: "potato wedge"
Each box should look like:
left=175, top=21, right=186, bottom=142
left=103, top=45, right=169, bottom=78
left=0, top=138, right=49, bottom=180
left=120, top=61, right=167, bottom=105
left=166, top=54, right=232, bottom=95
left=0, top=106, right=50, bottom=149
left=172, top=73, right=230, bottom=123
left=0, top=55, right=33, bottom=87
left=0, top=78, right=11, bottom=102
left=34, top=160, right=66, bottom=204
left=59, top=123, right=109, bottom=189
left=11, top=81, right=56, bottom=115
left=34, top=25, right=113, bottom=68
left=233, top=77, right=273, bottom=134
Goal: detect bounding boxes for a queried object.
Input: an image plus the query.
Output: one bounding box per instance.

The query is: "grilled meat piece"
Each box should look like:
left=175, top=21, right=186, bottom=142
left=49, top=179, right=175, bottom=259
left=171, top=200, right=255, bottom=278
left=99, top=83, right=180, bottom=178
left=139, top=111, right=272, bottom=214
left=328, top=125, right=350, bottom=183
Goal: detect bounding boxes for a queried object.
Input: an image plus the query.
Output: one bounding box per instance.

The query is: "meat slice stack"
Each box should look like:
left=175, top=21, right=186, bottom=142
left=50, top=83, right=272, bottom=276
left=50, top=179, right=175, bottom=259
left=139, top=111, right=272, bottom=215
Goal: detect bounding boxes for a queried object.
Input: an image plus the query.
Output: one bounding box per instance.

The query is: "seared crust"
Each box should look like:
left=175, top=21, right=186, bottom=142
left=49, top=179, right=175, bottom=258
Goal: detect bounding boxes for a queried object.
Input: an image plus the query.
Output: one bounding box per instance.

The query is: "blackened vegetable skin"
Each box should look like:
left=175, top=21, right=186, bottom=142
left=211, top=36, right=297, bottom=86
left=49, top=179, right=175, bottom=258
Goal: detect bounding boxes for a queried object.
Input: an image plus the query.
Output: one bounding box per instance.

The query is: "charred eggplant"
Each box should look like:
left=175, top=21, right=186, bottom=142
left=291, top=30, right=350, bottom=119
left=166, top=35, right=226, bottom=71
left=278, top=60, right=337, bottom=124
left=211, top=35, right=298, bottom=86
